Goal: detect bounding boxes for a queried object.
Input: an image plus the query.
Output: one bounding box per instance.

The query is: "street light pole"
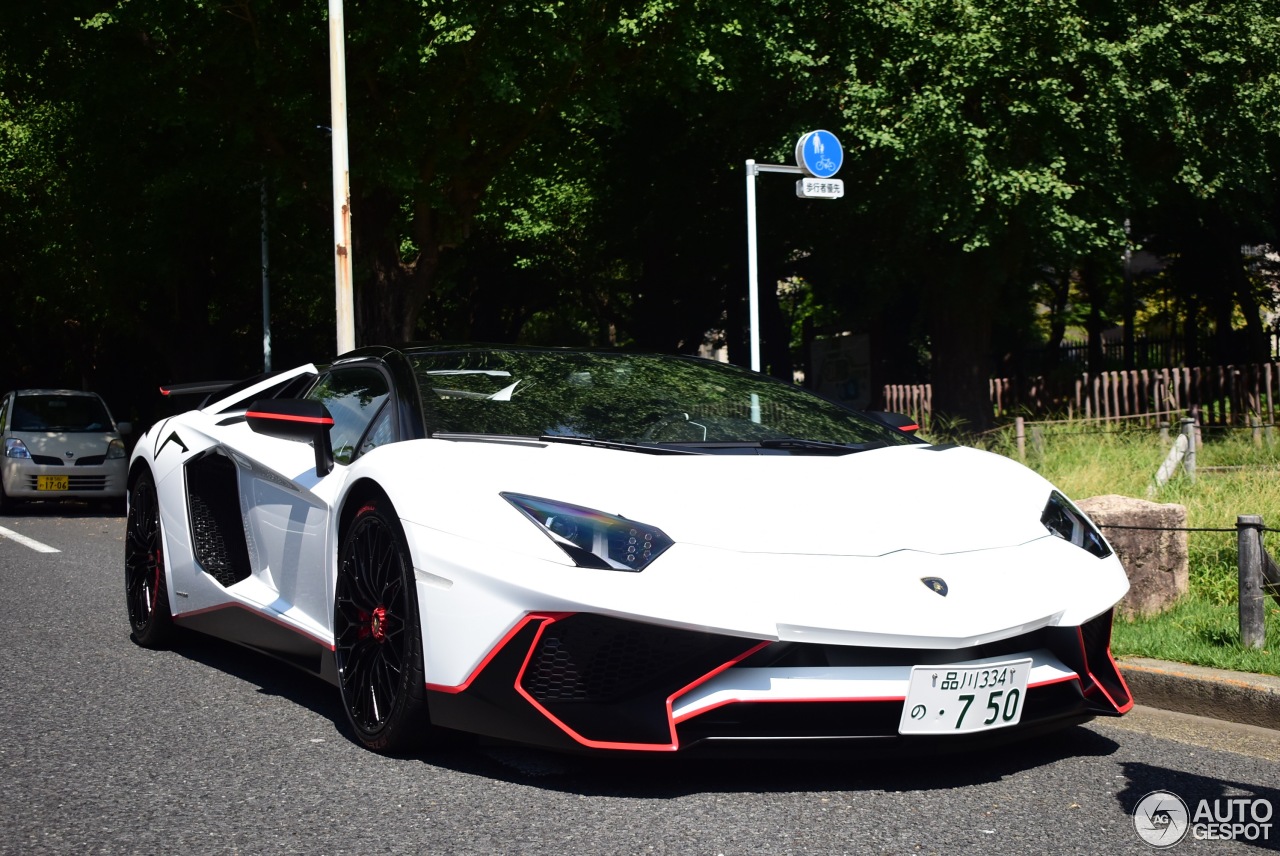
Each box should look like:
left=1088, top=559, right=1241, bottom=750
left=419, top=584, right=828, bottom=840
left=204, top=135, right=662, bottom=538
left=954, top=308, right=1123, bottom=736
left=743, top=159, right=804, bottom=374
left=745, top=159, right=760, bottom=374
left=329, top=0, right=355, bottom=356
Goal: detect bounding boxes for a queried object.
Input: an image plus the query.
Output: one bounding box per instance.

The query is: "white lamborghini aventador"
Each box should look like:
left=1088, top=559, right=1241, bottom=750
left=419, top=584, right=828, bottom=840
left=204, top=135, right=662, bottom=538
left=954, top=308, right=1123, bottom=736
left=125, top=345, right=1131, bottom=756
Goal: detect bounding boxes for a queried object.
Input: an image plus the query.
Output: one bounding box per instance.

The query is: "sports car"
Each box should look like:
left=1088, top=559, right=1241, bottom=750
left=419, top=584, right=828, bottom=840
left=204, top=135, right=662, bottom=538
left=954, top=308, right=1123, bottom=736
left=125, top=344, right=1132, bottom=756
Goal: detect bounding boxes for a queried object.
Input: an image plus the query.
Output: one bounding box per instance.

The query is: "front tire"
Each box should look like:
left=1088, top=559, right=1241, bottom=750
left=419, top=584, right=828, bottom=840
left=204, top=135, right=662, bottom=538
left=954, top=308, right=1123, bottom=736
left=334, top=500, right=428, bottom=754
left=125, top=469, right=173, bottom=647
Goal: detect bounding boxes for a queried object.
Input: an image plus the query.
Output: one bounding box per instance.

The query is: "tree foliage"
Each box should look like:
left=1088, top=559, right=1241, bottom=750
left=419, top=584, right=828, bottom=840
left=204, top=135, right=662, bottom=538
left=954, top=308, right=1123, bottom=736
left=1, top=0, right=1277, bottom=429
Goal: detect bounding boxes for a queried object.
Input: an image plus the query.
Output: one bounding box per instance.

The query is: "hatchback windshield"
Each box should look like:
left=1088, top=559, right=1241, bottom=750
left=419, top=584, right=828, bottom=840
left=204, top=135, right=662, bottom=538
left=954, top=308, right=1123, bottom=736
left=409, top=349, right=911, bottom=449
left=13, top=395, right=113, bottom=432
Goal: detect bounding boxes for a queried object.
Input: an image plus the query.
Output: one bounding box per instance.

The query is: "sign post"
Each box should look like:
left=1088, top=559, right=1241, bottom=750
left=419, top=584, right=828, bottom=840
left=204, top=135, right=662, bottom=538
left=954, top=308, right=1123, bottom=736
left=744, top=130, right=844, bottom=375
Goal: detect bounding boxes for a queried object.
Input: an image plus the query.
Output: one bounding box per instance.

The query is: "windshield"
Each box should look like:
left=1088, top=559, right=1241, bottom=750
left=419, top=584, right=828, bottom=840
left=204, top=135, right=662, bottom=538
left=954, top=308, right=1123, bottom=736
left=13, top=394, right=114, bottom=432
left=409, top=349, right=912, bottom=449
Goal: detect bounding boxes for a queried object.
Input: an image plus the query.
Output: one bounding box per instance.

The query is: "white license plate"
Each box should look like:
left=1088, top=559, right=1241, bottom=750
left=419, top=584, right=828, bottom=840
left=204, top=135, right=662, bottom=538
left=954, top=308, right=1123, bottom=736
left=898, top=658, right=1032, bottom=735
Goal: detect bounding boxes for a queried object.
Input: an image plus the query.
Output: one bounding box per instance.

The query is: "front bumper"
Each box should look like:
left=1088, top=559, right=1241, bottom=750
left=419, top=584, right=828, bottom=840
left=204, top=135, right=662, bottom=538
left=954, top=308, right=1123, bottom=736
left=1, top=457, right=127, bottom=500
left=424, top=608, right=1132, bottom=755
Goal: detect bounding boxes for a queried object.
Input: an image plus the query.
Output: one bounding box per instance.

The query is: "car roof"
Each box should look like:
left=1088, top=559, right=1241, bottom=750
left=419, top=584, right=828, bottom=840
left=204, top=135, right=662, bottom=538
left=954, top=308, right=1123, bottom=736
left=9, top=389, right=104, bottom=398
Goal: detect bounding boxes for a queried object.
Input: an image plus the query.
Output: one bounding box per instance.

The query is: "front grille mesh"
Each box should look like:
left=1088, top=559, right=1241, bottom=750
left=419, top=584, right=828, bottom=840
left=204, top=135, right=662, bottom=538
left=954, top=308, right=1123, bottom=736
left=523, top=615, right=735, bottom=704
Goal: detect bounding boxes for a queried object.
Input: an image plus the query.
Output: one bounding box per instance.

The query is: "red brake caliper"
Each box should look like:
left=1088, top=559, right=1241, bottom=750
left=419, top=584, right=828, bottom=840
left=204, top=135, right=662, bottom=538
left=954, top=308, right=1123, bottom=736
left=360, top=601, right=384, bottom=639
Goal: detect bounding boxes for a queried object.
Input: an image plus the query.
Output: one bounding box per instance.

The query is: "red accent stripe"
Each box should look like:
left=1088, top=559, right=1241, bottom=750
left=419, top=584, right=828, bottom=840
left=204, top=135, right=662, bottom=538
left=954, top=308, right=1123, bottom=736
left=429, top=616, right=1103, bottom=749
left=425, top=613, right=573, bottom=695
left=672, top=670, right=1080, bottom=725
left=673, top=693, right=907, bottom=725
left=174, top=601, right=335, bottom=651
left=428, top=612, right=771, bottom=752
left=511, top=623, right=770, bottom=752
left=899, top=424, right=920, bottom=433
left=246, top=410, right=334, bottom=426
left=1103, top=648, right=1136, bottom=714
left=1075, top=627, right=1135, bottom=714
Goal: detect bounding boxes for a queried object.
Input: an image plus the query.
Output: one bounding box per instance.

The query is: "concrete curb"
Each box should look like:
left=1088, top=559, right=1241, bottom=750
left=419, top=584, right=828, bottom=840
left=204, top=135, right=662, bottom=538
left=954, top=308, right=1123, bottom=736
left=1118, top=657, right=1280, bottom=731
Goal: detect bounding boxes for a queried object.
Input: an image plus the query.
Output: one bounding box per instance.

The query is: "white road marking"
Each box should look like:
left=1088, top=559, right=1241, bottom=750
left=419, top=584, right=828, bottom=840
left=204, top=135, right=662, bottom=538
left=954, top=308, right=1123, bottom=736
left=0, top=525, right=60, bottom=553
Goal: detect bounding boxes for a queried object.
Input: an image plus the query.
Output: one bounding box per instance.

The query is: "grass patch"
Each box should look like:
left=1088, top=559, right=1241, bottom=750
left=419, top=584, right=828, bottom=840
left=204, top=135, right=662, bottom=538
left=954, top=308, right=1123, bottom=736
left=950, top=421, right=1280, bottom=676
left=1111, top=595, right=1280, bottom=676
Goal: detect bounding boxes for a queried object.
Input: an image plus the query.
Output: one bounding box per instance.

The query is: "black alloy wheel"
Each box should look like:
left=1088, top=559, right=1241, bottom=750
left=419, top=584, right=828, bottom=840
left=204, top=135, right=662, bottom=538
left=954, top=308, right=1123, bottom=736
left=124, top=470, right=173, bottom=647
left=334, top=500, right=427, bottom=753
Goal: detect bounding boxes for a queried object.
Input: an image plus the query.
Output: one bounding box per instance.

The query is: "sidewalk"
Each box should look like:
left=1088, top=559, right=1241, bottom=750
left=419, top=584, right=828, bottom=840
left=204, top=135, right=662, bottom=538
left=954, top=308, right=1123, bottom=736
left=1118, top=657, right=1280, bottom=731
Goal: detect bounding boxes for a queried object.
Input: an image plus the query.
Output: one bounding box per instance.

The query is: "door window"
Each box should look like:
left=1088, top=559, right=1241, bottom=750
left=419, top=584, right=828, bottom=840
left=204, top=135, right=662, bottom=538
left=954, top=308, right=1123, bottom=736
left=305, top=368, right=392, bottom=465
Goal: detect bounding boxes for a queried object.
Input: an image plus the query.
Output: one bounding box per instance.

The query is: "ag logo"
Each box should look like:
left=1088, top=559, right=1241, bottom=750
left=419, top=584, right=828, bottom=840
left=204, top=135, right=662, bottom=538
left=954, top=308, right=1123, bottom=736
left=921, top=577, right=948, bottom=597
left=1133, top=790, right=1189, bottom=847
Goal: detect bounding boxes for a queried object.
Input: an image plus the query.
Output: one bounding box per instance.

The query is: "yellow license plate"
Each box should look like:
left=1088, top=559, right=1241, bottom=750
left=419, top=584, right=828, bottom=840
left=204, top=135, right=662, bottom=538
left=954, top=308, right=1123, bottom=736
left=37, top=475, right=69, bottom=491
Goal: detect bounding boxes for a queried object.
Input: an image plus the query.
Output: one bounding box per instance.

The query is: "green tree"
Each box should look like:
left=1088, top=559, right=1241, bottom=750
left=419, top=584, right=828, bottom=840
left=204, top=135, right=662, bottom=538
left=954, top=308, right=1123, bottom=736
left=831, top=0, right=1141, bottom=428
left=0, top=1, right=334, bottom=419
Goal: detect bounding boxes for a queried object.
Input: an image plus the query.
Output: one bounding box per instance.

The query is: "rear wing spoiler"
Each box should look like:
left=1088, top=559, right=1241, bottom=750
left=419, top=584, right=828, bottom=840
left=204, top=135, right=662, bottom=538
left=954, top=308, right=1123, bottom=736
left=159, top=381, right=240, bottom=398
left=159, top=365, right=319, bottom=412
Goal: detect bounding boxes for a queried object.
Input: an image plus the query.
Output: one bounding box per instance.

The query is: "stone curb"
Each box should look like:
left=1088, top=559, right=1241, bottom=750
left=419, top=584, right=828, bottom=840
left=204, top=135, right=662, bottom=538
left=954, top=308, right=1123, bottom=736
left=1118, top=657, right=1280, bottom=731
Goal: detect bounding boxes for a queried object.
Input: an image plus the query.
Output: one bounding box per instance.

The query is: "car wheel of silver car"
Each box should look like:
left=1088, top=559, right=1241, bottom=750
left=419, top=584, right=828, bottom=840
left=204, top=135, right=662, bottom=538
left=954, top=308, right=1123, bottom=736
left=334, top=499, right=428, bottom=754
left=125, top=470, right=174, bottom=647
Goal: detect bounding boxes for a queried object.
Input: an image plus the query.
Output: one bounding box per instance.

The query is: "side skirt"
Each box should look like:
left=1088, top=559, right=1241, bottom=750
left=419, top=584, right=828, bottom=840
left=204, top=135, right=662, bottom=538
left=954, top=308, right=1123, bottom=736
left=177, top=603, right=339, bottom=686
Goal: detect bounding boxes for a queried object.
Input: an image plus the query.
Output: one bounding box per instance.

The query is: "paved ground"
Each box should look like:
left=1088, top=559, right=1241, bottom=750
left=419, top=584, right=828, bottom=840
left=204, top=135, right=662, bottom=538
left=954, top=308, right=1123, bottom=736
left=1, top=507, right=1278, bottom=855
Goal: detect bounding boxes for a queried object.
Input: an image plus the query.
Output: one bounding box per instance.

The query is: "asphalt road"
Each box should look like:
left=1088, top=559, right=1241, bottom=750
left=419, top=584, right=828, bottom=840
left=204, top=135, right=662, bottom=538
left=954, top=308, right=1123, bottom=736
left=1, top=507, right=1277, bottom=856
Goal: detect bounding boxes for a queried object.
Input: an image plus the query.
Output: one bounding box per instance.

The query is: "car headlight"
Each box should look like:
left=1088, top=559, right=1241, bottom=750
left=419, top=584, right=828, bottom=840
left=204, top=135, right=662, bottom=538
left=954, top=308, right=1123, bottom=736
left=502, top=492, right=673, bottom=572
left=4, top=438, right=30, bottom=459
left=106, top=438, right=127, bottom=459
left=1041, top=491, right=1111, bottom=558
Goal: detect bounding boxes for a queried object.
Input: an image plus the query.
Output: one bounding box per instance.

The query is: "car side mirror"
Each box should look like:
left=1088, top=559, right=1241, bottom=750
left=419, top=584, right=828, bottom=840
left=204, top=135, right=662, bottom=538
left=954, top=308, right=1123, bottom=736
left=245, top=399, right=335, bottom=476
left=117, top=421, right=133, bottom=435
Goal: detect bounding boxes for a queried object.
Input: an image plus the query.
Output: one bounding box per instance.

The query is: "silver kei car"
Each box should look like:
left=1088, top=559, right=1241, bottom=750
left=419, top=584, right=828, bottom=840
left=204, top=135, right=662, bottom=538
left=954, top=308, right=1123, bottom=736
left=0, top=389, right=130, bottom=512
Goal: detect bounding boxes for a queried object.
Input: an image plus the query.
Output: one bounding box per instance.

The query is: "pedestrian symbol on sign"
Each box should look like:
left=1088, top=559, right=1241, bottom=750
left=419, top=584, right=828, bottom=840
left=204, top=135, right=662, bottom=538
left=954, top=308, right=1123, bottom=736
left=795, top=130, right=843, bottom=179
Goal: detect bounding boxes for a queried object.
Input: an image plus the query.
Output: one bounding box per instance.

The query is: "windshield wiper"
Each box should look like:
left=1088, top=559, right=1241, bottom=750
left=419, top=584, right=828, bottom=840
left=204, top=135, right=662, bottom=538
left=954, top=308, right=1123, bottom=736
left=540, top=435, right=701, bottom=452
left=429, top=431, right=698, bottom=455
left=757, top=438, right=888, bottom=454
left=539, top=435, right=699, bottom=455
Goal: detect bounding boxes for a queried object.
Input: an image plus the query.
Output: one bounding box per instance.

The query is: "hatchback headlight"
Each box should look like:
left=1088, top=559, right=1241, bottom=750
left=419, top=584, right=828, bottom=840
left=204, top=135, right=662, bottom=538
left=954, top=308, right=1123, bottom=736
left=502, top=492, right=673, bottom=572
left=1041, top=491, right=1111, bottom=558
left=107, top=438, right=127, bottom=459
left=4, top=438, right=30, bottom=459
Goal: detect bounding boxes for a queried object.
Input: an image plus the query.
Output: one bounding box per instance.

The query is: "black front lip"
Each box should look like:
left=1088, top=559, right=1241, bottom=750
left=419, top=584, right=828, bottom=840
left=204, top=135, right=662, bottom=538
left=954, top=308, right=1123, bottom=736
left=424, top=610, right=1131, bottom=755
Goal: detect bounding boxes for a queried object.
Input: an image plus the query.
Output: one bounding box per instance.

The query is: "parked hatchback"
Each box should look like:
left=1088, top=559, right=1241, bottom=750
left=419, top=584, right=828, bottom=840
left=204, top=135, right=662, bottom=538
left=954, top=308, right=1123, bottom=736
left=0, top=389, right=129, bottom=512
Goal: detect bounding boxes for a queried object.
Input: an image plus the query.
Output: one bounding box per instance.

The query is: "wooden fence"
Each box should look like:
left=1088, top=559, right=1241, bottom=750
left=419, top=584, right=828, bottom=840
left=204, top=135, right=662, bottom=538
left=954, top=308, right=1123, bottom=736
left=883, top=362, right=1280, bottom=428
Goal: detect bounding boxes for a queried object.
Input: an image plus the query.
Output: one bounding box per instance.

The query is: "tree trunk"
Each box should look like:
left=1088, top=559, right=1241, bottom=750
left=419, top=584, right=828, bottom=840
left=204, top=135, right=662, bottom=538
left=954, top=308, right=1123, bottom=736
left=760, top=268, right=793, bottom=382
left=1042, top=269, right=1071, bottom=376
left=1081, top=259, right=1106, bottom=375
left=1237, top=272, right=1269, bottom=363
left=352, top=189, right=437, bottom=348
left=928, top=253, right=1000, bottom=433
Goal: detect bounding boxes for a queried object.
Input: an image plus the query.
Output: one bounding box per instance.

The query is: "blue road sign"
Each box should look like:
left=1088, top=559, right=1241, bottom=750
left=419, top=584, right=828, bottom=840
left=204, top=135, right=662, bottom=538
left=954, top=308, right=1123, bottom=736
left=795, top=130, right=843, bottom=179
